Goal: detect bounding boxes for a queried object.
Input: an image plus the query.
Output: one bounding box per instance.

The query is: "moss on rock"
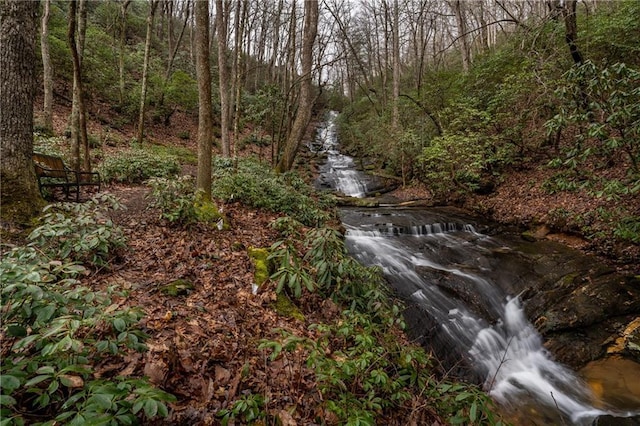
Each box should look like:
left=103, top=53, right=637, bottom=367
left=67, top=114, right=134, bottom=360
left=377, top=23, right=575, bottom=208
left=248, top=247, right=271, bottom=286
left=273, top=293, right=305, bottom=321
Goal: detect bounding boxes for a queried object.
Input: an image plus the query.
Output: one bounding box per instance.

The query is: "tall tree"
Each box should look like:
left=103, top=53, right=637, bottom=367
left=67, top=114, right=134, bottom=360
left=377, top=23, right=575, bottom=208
left=391, top=0, right=400, bottom=129
left=118, top=0, right=132, bottom=107
left=0, top=0, right=43, bottom=223
left=195, top=0, right=213, bottom=198
left=40, top=0, right=54, bottom=133
left=215, top=0, right=232, bottom=157
left=451, top=0, right=471, bottom=72
left=276, top=0, right=319, bottom=173
left=137, top=0, right=159, bottom=144
left=68, top=0, right=90, bottom=173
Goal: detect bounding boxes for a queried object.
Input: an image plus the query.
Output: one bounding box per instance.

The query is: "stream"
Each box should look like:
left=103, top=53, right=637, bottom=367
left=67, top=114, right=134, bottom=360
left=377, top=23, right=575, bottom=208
left=312, top=111, right=640, bottom=425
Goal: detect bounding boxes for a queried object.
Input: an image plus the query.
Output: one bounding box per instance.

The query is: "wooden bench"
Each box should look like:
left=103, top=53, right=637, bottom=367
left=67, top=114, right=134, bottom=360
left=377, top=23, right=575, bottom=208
left=33, top=153, right=101, bottom=201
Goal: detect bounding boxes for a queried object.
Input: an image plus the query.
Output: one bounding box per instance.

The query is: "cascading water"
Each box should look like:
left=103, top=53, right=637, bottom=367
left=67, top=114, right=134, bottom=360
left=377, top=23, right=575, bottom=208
left=312, top=111, right=369, bottom=197
left=315, top=112, right=639, bottom=425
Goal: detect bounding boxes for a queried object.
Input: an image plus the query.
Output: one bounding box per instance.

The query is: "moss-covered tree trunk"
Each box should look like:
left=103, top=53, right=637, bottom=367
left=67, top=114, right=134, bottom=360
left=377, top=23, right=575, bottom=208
left=0, top=0, right=44, bottom=224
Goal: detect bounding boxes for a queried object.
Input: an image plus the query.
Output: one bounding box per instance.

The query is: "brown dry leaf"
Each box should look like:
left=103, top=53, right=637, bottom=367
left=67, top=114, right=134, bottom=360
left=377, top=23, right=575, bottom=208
left=118, top=353, right=142, bottom=377
left=277, top=409, right=297, bottom=426
left=144, top=355, right=168, bottom=385
left=214, top=366, right=231, bottom=385
left=59, top=374, right=84, bottom=388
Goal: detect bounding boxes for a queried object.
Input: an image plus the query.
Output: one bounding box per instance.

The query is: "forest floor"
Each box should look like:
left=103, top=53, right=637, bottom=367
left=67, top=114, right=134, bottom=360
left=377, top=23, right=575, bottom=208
left=87, top=184, right=352, bottom=425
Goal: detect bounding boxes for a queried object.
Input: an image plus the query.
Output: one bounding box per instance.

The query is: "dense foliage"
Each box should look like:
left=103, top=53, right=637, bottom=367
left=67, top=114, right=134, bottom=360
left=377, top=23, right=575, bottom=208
left=0, top=196, right=175, bottom=425
left=338, top=0, right=640, bottom=246
left=211, top=157, right=335, bottom=227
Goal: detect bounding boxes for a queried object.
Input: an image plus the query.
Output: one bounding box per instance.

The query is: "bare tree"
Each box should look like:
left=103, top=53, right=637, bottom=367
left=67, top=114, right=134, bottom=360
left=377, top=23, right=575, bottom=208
left=68, top=0, right=90, bottom=172
left=40, top=0, right=53, bottom=133
left=276, top=0, right=319, bottom=172
left=137, top=0, right=159, bottom=144
left=215, top=0, right=232, bottom=157
left=118, top=0, right=132, bottom=107
left=195, top=0, right=213, bottom=198
left=450, top=0, right=470, bottom=72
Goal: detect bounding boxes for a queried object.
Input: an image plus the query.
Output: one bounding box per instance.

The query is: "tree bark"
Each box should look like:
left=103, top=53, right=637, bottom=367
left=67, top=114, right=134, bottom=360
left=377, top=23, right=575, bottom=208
left=1, top=0, right=43, bottom=223
left=215, top=0, right=232, bottom=157
left=392, top=0, right=400, bottom=129
left=276, top=0, right=318, bottom=173
left=137, top=0, right=159, bottom=144
left=68, top=0, right=82, bottom=172
left=451, top=0, right=470, bottom=72
left=118, top=0, right=132, bottom=107
left=41, top=0, right=54, bottom=133
left=195, top=0, right=213, bottom=198
left=231, top=0, right=248, bottom=155
left=562, top=0, right=583, bottom=65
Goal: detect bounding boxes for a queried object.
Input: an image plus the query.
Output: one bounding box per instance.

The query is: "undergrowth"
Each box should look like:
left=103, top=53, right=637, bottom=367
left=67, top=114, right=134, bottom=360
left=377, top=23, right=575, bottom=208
left=203, top=160, right=503, bottom=425
left=0, top=195, right=175, bottom=425
left=211, top=156, right=335, bottom=227
left=98, top=149, right=180, bottom=184
left=256, top=218, right=503, bottom=425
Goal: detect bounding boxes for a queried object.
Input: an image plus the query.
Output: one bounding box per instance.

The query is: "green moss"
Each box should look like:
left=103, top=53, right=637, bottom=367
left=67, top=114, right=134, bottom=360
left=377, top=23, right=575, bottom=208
left=193, top=190, right=229, bottom=228
left=248, top=247, right=271, bottom=286
left=273, top=293, right=305, bottom=321
left=160, top=279, right=194, bottom=296
left=557, top=273, right=580, bottom=288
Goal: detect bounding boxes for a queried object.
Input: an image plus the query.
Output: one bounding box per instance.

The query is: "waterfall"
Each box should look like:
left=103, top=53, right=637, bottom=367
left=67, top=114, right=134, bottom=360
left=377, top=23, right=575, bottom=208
left=313, top=111, right=369, bottom=198
left=344, top=217, right=635, bottom=424
left=315, top=111, right=639, bottom=425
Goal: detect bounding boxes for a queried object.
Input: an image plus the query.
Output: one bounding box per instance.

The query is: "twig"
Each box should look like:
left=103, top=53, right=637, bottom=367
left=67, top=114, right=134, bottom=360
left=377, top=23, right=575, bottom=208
left=487, top=335, right=513, bottom=391
left=550, top=391, right=569, bottom=426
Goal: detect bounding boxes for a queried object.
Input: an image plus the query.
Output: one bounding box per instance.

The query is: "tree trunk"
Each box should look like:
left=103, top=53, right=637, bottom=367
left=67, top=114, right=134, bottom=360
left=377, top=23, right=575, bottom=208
left=276, top=0, right=318, bottom=173
left=269, top=0, right=283, bottom=83
left=392, top=0, right=400, bottom=129
left=232, top=0, right=248, bottom=155
left=137, top=0, right=159, bottom=144
left=452, top=0, right=470, bottom=72
left=118, top=0, right=132, bottom=107
left=0, top=0, right=43, bottom=223
left=68, top=0, right=82, bottom=172
left=195, top=0, right=213, bottom=199
left=41, top=0, right=53, bottom=133
left=77, top=0, right=91, bottom=173
left=215, top=0, right=232, bottom=157
left=563, top=0, right=583, bottom=65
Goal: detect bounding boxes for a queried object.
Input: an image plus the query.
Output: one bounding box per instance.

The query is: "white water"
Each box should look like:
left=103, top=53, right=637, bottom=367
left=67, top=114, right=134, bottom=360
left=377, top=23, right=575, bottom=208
left=313, top=111, right=368, bottom=198
left=346, top=227, right=635, bottom=424
left=315, top=112, right=638, bottom=424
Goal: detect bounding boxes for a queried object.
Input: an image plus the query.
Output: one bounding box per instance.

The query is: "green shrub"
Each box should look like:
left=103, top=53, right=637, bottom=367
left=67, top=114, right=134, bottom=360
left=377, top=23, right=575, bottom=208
left=147, top=176, right=198, bottom=224
left=212, top=157, right=333, bottom=227
left=258, top=312, right=501, bottom=426
left=33, top=134, right=66, bottom=158
left=98, top=150, right=180, bottom=184
left=417, top=98, right=511, bottom=197
left=28, top=194, right=126, bottom=268
left=545, top=61, right=640, bottom=178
